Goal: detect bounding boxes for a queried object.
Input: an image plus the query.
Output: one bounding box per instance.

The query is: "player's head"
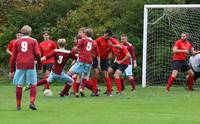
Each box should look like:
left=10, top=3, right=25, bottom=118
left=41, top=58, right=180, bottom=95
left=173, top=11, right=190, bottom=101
left=181, top=32, right=188, bottom=41
left=104, top=29, right=112, bottom=40
left=57, top=38, right=66, bottom=48
left=83, top=28, right=93, bottom=38
left=16, top=32, right=22, bottom=39
left=20, top=25, right=32, bottom=36
left=120, top=34, right=128, bottom=44
left=43, top=31, right=50, bottom=40
left=78, top=27, right=86, bottom=38
left=74, top=34, right=82, bottom=43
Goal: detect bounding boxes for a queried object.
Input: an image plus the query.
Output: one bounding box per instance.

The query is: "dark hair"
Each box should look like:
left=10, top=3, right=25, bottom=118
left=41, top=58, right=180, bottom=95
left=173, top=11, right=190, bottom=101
left=104, top=29, right=112, bottom=36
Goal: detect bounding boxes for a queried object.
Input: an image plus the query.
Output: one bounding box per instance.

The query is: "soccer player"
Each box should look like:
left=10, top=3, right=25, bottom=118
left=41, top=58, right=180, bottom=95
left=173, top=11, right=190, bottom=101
left=7, top=32, right=22, bottom=65
left=35, top=39, right=77, bottom=97
left=71, top=28, right=100, bottom=96
left=120, top=34, right=137, bottom=91
left=108, top=44, right=130, bottom=95
left=188, top=53, right=200, bottom=81
left=38, top=31, right=57, bottom=90
left=91, top=29, right=120, bottom=96
left=9, top=25, right=42, bottom=110
left=166, top=32, right=199, bottom=92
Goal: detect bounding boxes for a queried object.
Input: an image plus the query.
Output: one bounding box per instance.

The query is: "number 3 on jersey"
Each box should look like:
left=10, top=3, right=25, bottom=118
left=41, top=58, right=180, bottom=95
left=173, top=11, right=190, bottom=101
left=86, top=42, right=92, bottom=51
left=21, top=41, right=28, bottom=52
left=57, top=56, right=63, bottom=64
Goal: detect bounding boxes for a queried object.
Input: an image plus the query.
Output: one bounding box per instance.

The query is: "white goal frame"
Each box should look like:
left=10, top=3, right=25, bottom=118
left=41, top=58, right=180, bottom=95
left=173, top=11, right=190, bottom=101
left=142, top=4, right=200, bottom=88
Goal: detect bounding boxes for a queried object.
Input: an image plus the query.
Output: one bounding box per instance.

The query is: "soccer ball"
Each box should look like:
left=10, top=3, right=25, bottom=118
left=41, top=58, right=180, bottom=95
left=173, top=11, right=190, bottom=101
left=43, top=89, right=53, bottom=96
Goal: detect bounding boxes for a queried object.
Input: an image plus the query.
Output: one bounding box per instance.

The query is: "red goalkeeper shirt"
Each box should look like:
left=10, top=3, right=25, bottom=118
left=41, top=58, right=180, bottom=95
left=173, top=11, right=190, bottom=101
left=172, top=39, right=192, bottom=61
left=39, top=40, right=57, bottom=65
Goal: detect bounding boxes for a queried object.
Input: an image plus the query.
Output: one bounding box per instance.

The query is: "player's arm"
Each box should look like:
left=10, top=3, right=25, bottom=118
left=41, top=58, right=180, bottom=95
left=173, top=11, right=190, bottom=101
left=190, top=47, right=200, bottom=55
left=117, top=47, right=130, bottom=64
left=129, top=45, right=137, bottom=68
left=42, top=51, right=55, bottom=62
left=173, top=46, right=189, bottom=53
left=6, top=48, right=12, bottom=55
left=34, top=41, right=42, bottom=70
left=10, top=43, right=17, bottom=74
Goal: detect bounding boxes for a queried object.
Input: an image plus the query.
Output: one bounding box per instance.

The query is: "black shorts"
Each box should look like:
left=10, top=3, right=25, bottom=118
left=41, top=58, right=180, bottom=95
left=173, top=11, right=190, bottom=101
left=193, top=71, right=200, bottom=80
left=172, top=60, right=190, bottom=72
left=92, top=58, right=109, bottom=71
left=43, top=63, right=54, bottom=73
left=111, top=62, right=128, bottom=73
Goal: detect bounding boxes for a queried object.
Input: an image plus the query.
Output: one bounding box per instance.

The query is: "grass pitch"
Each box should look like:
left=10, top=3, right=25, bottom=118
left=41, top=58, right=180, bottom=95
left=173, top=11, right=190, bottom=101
left=1, top=83, right=200, bottom=124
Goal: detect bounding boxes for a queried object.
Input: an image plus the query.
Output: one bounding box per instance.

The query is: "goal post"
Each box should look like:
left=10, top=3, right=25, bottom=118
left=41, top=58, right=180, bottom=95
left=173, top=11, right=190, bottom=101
left=142, top=4, right=200, bottom=88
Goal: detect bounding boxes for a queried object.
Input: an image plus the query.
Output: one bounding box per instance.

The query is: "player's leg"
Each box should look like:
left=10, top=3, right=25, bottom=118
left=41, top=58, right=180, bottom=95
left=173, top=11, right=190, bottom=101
left=103, top=59, right=112, bottom=96
left=125, top=64, right=136, bottom=91
left=107, top=65, right=116, bottom=96
left=91, top=57, right=100, bottom=95
left=13, top=69, right=25, bottom=110
left=166, top=61, right=180, bottom=92
left=26, top=69, right=38, bottom=110
left=185, top=69, right=194, bottom=91
left=114, top=64, right=127, bottom=95
left=59, top=72, right=74, bottom=97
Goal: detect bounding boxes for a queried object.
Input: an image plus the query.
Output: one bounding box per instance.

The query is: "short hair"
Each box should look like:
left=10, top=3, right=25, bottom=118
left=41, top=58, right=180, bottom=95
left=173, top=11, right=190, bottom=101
left=20, top=25, right=32, bottom=35
left=79, top=27, right=86, bottom=33
left=83, top=28, right=93, bottom=37
left=57, top=38, right=66, bottom=48
left=104, top=29, right=112, bottom=36
left=121, top=33, right=128, bottom=39
left=75, top=34, right=82, bottom=40
left=43, top=31, right=49, bottom=36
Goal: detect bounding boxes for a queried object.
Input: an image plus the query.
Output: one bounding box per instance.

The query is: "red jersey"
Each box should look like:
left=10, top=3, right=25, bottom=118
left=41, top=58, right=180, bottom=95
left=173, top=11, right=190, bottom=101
left=123, top=42, right=136, bottom=63
left=7, top=39, right=17, bottom=63
left=172, top=39, right=192, bottom=61
left=10, top=36, right=42, bottom=73
left=46, top=49, right=77, bottom=75
left=39, top=40, right=57, bottom=64
left=77, top=38, right=99, bottom=64
left=111, top=45, right=130, bottom=65
left=95, top=36, right=119, bottom=59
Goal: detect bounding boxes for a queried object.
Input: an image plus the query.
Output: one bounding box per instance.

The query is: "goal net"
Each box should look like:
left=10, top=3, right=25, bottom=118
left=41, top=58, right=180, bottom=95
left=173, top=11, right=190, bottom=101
left=142, top=5, right=200, bottom=87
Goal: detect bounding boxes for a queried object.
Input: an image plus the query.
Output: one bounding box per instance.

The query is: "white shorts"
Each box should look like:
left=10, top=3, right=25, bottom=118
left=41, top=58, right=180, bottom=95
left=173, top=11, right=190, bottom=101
left=124, top=64, right=133, bottom=76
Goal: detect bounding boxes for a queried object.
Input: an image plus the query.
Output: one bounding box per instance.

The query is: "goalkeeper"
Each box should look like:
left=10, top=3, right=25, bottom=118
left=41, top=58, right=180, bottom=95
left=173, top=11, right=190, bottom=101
left=166, top=32, right=199, bottom=92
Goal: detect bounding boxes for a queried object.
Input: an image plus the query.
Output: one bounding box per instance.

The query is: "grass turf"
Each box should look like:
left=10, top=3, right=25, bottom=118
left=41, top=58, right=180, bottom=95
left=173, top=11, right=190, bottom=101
left=0, top=83, right=200, bottom=124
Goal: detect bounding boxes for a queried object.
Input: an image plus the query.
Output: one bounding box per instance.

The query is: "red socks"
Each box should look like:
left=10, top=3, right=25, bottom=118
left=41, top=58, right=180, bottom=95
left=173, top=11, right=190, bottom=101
left=92, top=77, right=98, bottom=93
left=16, top=86, right=22, bottom=107
left=187, top=75, right=193, bottom=90
left=60, top=83, right=71, bottom=96
left=37, top=79, right=48, bottom=86
left=115, top=78, right=122, bottom=93
left=30, top=85, right=36, bottom=104
left=104, top=77, right=112, bottom=94
left=166, top=76, right=175, bottom=91
left=129, top=78, right=136, bottom=90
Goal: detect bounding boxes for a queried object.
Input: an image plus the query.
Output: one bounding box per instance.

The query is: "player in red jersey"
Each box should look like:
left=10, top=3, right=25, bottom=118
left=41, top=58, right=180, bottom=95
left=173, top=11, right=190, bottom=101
left=166, top=33, right=199, bottom=92
left=7, top=32, right=22, bottom=66
left=108, top=44, right=130, bottom=95
left=9, top=25, right=42, bottom=110
left=120, top=34, right=137, bottom=91
left=91, top=29, right=120, bottom=96
left=71, top=28, right=100, bottom=96
left=38, top=31, right=57, bottom=90
left=35, top=38, right=77, bottom=97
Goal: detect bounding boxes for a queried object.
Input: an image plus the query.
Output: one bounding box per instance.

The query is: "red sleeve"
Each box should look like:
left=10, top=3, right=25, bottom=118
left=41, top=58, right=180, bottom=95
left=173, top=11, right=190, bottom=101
left=94, top=42, right=100, bottom=57
left=69, top=52, right=77, bottom=60
left=46, top=51, right=55, bottom=60
left=34, top=41, right=42, bottom=70
left=174, top=40, right=180, bottom=48
left=110, top=38, right=120, bottom=45
left=129, top=45, right=136, bottom=61
left=7, top=41, right=13, bottom=51
left=77, top=39, right=83, bottom=51
left=10, top=43, right=17, bottom=73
